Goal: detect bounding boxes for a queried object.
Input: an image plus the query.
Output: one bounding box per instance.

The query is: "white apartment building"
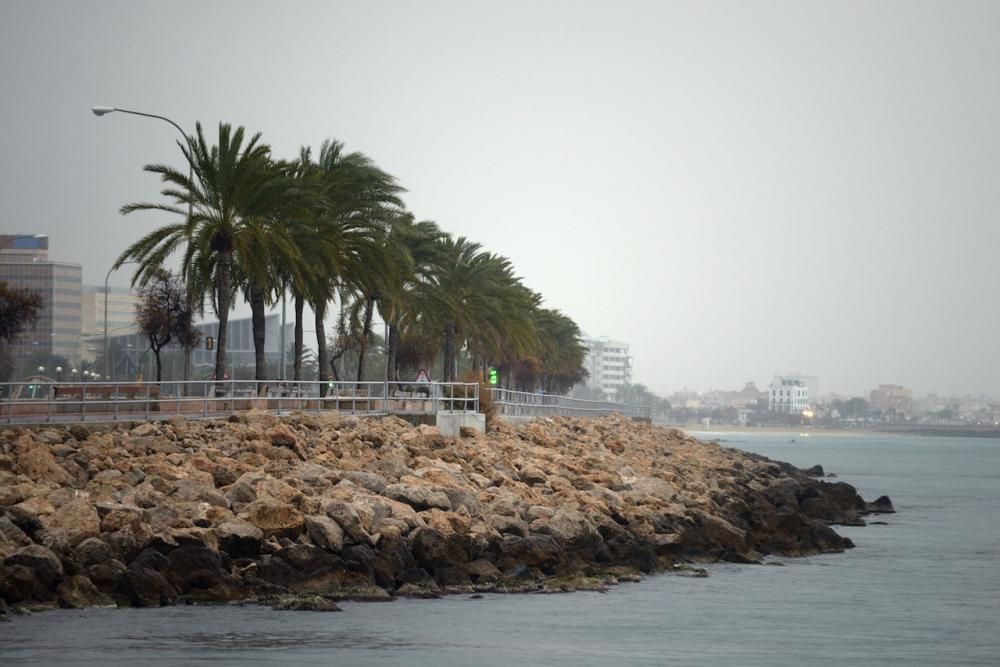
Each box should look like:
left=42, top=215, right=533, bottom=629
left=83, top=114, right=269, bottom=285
left=583, top=337, right=632, bottom=400
left=769, top=377, right=810, bottom=413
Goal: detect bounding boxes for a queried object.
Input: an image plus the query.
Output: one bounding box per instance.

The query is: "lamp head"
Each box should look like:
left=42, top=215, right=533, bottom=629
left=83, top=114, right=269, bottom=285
left=91, top=106, right=115, bottom=116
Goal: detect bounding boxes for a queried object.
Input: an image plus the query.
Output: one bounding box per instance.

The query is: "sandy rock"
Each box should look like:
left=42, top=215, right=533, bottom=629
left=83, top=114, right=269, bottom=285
left=16, top=448, right=71, bottom=485
left=340, top=471, right=388, bottom=493
left=322, top=499, right=374, bottom=545
left=304, top=515, right=345, bottom=553
left=383, top=484, right=452, bottom=512
left=240, top=500, right=304, bottom=540
left=38, top=498, right=100, bottom=547
left=267, top=424, right=307, bottom=460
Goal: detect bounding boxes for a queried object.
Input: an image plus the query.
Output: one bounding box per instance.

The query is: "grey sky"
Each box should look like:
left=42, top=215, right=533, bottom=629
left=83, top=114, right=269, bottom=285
left=2, top=0, right=998, bottom=397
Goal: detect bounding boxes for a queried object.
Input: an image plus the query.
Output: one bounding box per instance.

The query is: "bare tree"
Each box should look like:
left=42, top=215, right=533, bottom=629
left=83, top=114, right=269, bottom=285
left=136, top=269, right=198, bottom=383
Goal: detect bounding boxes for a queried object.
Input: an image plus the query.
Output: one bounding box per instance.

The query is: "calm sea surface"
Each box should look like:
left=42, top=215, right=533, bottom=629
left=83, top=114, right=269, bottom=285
left=2, top=432, right=998, bottom=666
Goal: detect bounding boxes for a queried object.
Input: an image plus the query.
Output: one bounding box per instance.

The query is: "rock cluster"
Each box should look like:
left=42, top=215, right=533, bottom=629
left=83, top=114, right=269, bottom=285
left=0, top=413, right=892, bottom=616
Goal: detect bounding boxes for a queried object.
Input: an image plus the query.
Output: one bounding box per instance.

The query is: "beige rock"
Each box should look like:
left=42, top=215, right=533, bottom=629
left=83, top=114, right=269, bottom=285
left=240, top=499, right=304, bottom=539
left=16, top=447, right=71, bottom=485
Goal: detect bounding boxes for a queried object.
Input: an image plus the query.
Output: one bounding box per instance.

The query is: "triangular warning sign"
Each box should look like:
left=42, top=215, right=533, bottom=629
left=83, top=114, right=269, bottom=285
left=415, top=369, right=430, bottom=383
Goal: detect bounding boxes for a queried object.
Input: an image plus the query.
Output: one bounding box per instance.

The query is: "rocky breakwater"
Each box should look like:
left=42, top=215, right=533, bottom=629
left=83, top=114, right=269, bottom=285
left=0, top=413, right=893, bottom=616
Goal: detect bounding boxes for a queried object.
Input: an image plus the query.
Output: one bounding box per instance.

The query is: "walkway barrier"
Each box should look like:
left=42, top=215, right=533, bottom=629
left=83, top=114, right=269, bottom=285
left=0, top=380, right=648, bottom=425
left=0, top=380, right=479, bottom=425
left=489, top=388, right=651, bottom=420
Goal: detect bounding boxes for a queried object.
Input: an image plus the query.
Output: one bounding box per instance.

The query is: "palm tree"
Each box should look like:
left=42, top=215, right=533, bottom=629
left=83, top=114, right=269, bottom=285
left=292, top=140, right=403, bottom=391
left=116, top=122, right=292, bottom=392
left=374, top=213, right=447, bottom=384
left=424, top=236, right=538, bottom=382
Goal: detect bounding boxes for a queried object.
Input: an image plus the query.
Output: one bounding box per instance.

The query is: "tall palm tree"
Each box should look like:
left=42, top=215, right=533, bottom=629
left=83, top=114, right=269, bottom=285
left=292, top=140, right=404, bottom=390
left=116, top=122, right=291, bottom=391
left=375, top=213, right=447, bottom=384
left=424, top=237, right=538, bottom=382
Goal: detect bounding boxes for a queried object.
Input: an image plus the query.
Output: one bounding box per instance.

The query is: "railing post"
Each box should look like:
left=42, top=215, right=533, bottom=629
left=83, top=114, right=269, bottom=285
left=46, top=383, right=52, bottom=423
left=81, top=383, right=87, bottom=422
left=6, top=384, right=12, bottom=425
left=114, top=382, right=119, bottom=421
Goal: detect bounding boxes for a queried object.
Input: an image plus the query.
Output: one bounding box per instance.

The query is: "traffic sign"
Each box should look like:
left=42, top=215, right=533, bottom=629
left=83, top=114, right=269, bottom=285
left=415, top=369, right=430, bottom=383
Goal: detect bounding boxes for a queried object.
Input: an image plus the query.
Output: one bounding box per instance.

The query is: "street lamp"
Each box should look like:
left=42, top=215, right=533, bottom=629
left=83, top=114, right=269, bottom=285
left=91, top=105, right=193, bottom=223
left=93, top=105, right=195, bottom=380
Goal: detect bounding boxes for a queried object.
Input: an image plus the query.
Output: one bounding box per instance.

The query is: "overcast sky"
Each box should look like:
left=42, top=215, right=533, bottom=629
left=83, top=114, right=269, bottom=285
left=2, top=0, right=998, bottom=397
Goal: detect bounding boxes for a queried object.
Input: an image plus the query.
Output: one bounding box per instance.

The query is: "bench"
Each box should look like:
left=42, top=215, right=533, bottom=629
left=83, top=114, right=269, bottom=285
left=53, top=384, right=160, bottom=400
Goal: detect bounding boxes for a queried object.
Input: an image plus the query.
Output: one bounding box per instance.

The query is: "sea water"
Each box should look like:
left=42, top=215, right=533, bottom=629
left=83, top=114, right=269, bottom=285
left=2, top=432, right=998, bottom=666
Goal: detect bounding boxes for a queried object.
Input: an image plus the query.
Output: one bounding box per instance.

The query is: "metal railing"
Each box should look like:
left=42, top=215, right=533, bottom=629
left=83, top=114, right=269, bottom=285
left=0, top=380, right=479, bottom=425
left=489, top=388, right=651, bottom=420
left=0, top=379, right=651, bottom=426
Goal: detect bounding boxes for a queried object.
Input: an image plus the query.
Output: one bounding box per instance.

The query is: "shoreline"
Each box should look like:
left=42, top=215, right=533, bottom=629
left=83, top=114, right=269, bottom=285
left=680, top=424, right=1000, bottom=439
left=1, top=414, right=892, bottom=618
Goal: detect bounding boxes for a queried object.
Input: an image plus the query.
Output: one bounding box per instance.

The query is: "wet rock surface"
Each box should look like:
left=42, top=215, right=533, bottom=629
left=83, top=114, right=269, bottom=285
left=0, top=413, right=892, bottom=615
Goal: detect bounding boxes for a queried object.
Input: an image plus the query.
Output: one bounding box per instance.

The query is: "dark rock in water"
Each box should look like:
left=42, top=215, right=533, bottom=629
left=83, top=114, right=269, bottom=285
left=4, top=545, right=63, bottom=593
left=865, top=495, right=895, bottom=514
left=803, top=465, right=825, bottom=477
left=56, top=574, right=114, bottom=609
left=469, top=594, right=484, bottom=599
left=720, top=550, right=763, bottom=564
left=124, top=566, right=178, bottom=607
left=271, top=594, right=341, bottom=611
left=870, top=521, right=889, bottom=525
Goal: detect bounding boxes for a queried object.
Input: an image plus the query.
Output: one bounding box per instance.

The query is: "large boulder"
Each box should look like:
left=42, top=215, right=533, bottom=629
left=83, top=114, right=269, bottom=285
left=4, top=544, right=63, bottom=590
left=15, top=447, right=71, bottom=485
left=124, top=566, right=177, bottom=607
left=215, top=519, right=264, bottom=557
left=383, top=484, right=452, bottom=512
left=304, top=515, right=345, bottom=553
left=495, top=535, right=564, bottom=571
left=322, top=500, right=374, bottom=545
left=240, top=500, right=304, bottom=540
left=57, top=575, right=115, bottom=609
left=38, top=498, right=101, bottom=547
left=410, top=527, right=469, bottom=571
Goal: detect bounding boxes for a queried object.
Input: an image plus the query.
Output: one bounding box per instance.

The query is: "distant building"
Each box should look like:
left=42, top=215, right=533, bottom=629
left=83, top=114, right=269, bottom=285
left=728, top=381, right=767, bottom=409
left=870, top=384, right=913, bottom=414
left=783, top=373, right=819, bottom=403
left=0, top=234, right=82, bottom=373
left=582, top=336, right=632, bottom=400
left=105, top=313, right=292, bottom=378
left=82, top=285, right=140, bottom=337
left=769, top=376, right=809, bottom=413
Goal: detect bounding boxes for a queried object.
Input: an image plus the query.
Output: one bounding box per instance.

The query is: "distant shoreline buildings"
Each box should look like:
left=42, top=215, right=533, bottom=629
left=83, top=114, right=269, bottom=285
left=582, top=336, right=632, bottom=400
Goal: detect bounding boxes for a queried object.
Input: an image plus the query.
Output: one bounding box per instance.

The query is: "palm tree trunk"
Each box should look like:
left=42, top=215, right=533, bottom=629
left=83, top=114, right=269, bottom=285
left=249, top=285, right=267, bottom=395
left=182, top=347, right=192, bottom=396
left=314, top=300, right=328, bottom=397
left=443, top=322, right=456, bottom=383
left=293, top=293, right=304, bottom=381
left=214, top=251, right=233, bottom=396
left=387, top=324, right=398, bottom=383
left=356, top=297, right=374, bottom=385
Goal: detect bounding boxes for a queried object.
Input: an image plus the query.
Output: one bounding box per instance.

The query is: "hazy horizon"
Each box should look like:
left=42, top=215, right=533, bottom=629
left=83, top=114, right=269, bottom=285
left=2, top=0, right=998, bottom=398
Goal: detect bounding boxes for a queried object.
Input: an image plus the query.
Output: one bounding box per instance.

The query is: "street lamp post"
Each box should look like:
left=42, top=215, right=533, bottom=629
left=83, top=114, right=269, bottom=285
left=93, top=105, right=197, bottom=388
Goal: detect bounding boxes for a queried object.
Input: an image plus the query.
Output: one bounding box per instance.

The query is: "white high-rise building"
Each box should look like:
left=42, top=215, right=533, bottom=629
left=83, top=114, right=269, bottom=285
left=583, top=337, right=632, bottom=400
left=769, top=376, right=810, bottom=413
